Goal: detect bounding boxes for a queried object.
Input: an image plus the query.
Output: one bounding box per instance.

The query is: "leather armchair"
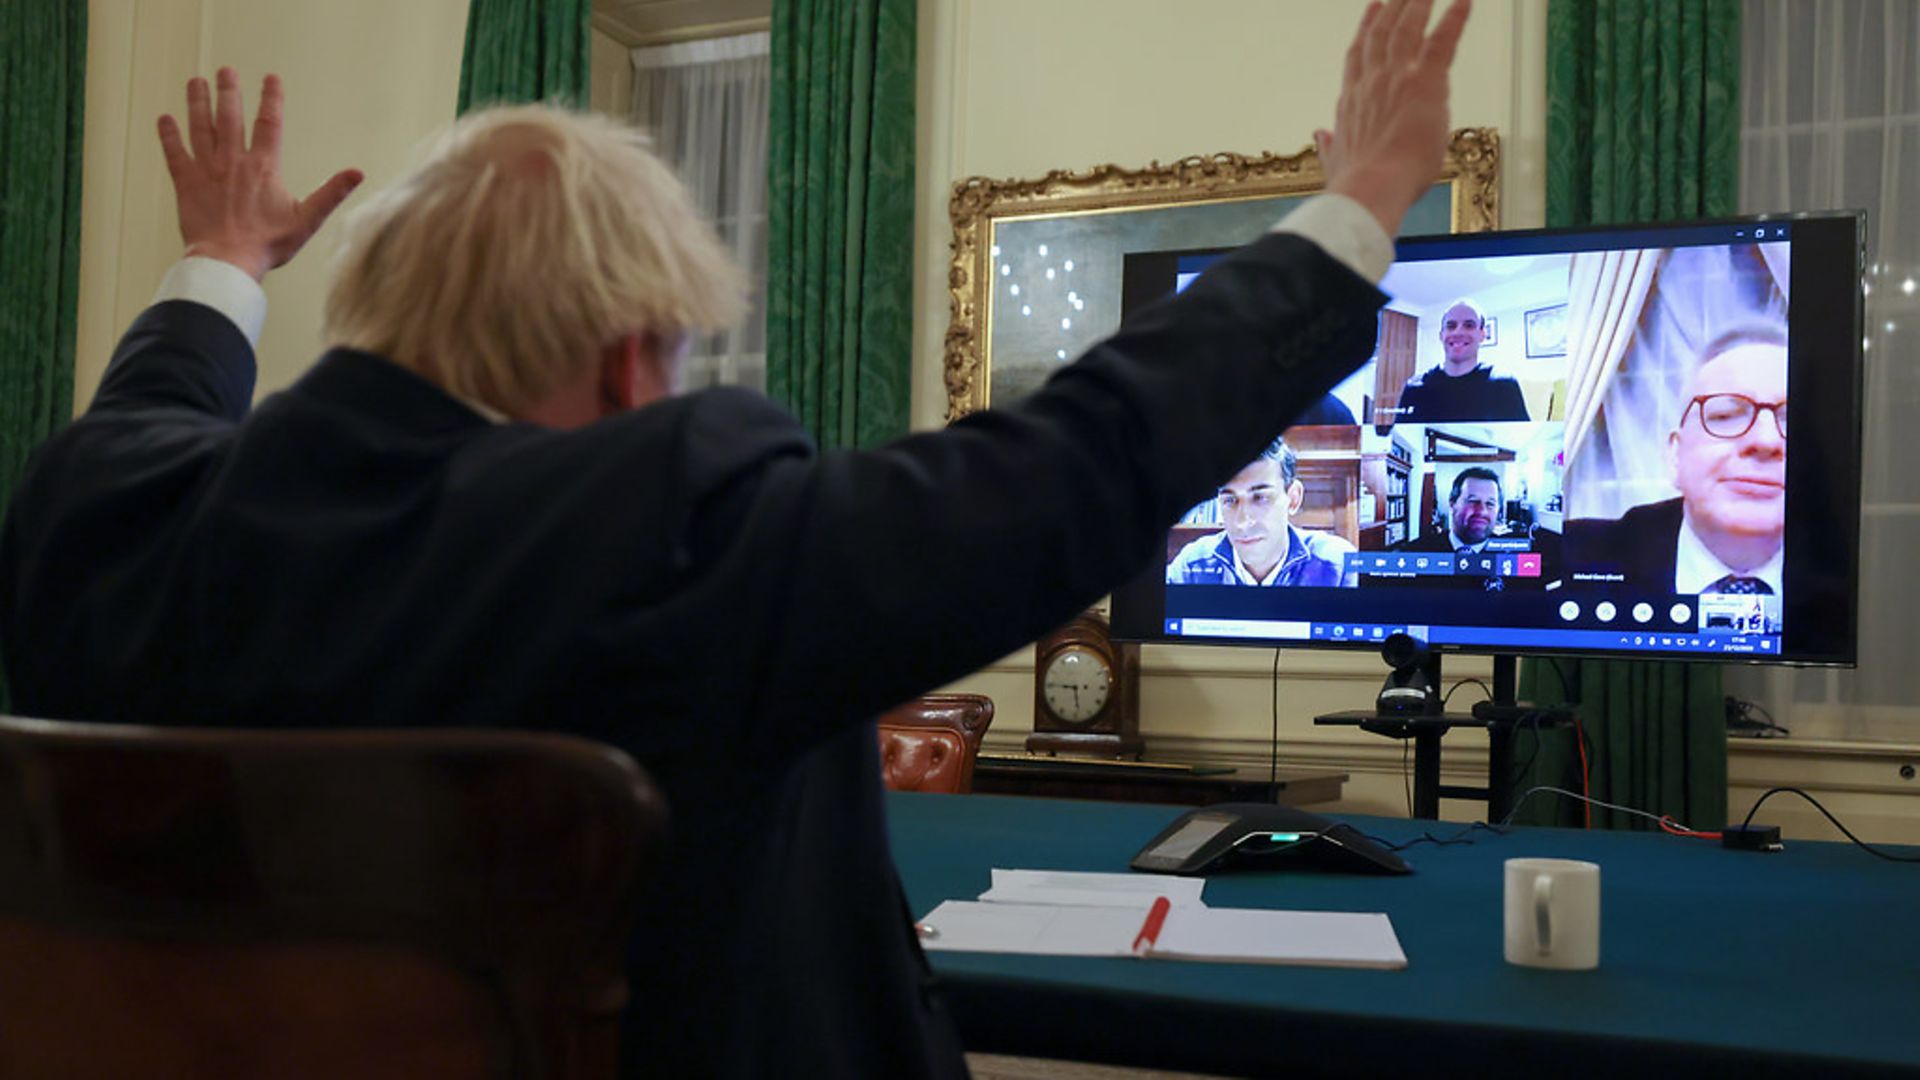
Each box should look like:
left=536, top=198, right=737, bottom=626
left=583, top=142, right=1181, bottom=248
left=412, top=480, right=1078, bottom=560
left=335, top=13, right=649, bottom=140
left=876, top=693, right=995, bottom=794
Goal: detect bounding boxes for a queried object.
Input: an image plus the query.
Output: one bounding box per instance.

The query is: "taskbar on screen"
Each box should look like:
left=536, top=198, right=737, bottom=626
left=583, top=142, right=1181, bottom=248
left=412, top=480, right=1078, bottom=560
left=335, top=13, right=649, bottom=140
left=1162, top=618, right=1782, bottom=657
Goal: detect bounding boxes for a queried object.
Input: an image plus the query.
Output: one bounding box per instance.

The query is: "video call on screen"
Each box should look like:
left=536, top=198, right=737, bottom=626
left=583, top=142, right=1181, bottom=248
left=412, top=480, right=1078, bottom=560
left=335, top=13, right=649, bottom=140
left=1114, top=214, right=1862, bottom=665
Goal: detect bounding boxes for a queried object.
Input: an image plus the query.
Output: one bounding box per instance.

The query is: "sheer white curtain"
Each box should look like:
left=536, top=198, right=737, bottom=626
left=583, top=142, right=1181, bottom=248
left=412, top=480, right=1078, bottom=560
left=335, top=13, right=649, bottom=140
left=1733, top=0, right=1920, bottom=741
left=631, top=32, right=770, bottom=390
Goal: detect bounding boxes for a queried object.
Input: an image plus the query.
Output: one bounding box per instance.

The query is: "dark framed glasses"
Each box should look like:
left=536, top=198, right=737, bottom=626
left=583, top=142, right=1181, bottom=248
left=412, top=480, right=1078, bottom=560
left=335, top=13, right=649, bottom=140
left=1684, top=394, right=1787, bottom=439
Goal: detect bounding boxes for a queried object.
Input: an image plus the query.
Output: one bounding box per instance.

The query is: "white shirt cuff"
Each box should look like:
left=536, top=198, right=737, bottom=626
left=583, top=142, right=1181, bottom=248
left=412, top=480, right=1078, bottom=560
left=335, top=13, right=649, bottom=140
left=152, top=256, right=268, bottom=348
left=1270, top=193, right=1395, bottom=285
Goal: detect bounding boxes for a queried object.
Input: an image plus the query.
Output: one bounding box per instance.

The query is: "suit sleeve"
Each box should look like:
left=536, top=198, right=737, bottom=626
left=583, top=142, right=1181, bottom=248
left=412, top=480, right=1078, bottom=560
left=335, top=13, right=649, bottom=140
left=724, top=232, right=1388, bottom=736
left=88, top=300, right=256, bottom=422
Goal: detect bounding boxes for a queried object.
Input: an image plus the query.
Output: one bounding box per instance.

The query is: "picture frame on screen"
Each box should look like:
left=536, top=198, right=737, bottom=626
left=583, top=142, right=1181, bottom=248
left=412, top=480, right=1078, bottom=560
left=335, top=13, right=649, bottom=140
left=1526, top=302, right=1569, bottom=358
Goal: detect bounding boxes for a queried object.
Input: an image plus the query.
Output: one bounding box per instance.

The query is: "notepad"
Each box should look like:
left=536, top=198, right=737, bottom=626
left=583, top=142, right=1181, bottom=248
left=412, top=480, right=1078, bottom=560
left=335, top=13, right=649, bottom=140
left=976, top=868, right=1207, bottom=909
left=917, top=898, right=1406, bottom=970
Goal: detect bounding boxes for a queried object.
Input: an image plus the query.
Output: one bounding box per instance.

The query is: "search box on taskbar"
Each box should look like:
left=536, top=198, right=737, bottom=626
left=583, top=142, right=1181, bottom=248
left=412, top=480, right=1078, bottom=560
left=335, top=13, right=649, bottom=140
left=1175, top=619, right=1312, bottom=640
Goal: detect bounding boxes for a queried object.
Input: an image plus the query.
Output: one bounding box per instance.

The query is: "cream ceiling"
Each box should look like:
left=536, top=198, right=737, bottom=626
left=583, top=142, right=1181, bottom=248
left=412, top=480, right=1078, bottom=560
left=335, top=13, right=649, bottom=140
left=592, top=0, right=771, bottom=45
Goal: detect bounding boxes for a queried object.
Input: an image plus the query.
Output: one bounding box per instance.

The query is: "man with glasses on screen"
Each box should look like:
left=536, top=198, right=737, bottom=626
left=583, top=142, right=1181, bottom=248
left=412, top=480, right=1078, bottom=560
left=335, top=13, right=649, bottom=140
left=1568, top=327, right=1787, bottom=595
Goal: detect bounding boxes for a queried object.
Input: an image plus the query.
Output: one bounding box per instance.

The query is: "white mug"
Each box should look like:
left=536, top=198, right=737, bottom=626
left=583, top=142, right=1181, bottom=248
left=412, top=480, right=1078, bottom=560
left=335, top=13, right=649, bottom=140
left=1503, top=857, right=1600, bottom=970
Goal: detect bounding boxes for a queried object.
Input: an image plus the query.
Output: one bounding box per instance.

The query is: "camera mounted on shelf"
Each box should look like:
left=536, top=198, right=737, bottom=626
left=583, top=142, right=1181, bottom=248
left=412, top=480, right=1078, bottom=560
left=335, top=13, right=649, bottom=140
left=1375, top=632, right=1440, bottom=717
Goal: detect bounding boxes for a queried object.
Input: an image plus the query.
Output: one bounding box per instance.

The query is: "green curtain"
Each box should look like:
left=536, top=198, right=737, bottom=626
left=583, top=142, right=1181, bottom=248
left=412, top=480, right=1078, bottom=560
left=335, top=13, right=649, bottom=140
left=766, top=0, right=915, bottom=449
left=1512, top=0, right=1741, bottom=831
left=457, top=0, right=591, bottom=112
left=0, top=1, right=86, bottom=712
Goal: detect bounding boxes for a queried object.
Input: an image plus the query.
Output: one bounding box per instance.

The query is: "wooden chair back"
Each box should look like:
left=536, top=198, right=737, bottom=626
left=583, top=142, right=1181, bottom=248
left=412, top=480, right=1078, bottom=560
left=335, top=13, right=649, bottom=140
left=0, top=715, right=667, bottom=1080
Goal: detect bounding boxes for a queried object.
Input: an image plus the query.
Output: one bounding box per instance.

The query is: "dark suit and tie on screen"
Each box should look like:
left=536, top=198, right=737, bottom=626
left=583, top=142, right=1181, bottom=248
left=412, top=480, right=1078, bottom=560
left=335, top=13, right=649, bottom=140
left=1567, top=326, right=1787, bottom=600
left=0, top=3, right=1481, bottom=1076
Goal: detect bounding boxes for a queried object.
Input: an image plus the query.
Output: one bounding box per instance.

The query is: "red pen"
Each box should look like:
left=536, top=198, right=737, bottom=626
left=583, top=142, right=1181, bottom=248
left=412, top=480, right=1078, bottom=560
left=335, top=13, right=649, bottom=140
left=1131, top=895, right=1172, bottom=956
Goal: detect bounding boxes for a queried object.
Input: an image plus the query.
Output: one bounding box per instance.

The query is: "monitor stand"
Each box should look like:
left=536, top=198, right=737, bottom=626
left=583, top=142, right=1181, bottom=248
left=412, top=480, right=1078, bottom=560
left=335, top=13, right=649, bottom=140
left=1313, top=653, right=1567, bottom=821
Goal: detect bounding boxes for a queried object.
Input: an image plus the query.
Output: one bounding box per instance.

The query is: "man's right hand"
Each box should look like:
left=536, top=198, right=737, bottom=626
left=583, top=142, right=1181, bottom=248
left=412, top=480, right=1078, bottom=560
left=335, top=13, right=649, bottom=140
left=1315, top=0, right=1472, bottom=239
left=158, top=68, right=363, bottom=283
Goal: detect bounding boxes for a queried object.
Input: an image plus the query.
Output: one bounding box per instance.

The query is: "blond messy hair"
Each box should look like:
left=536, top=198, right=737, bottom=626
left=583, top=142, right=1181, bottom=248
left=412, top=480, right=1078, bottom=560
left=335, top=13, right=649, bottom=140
left=322, top=105, right=746, bottom=413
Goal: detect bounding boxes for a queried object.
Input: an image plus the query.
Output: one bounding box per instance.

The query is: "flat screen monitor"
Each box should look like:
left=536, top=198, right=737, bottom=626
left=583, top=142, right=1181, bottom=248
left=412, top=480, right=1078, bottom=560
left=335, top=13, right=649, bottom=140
left=1111, top=212, right=1863, bottom=665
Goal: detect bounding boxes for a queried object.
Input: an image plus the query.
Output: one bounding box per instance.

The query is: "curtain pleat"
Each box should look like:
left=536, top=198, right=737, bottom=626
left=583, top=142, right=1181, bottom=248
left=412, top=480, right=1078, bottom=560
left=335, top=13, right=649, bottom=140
left=457, top=0, right=590, bottom=112
left=766, top=0, right=914, bottom=450
left=0, top=1, right=85, bottom=710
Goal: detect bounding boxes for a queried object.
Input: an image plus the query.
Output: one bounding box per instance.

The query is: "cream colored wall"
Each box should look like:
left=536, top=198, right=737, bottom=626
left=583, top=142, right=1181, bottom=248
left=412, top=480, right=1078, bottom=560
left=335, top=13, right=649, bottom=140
left=76, top=0, right=470, bottom=411
left=910, top=0, right=1920, bottom=844
left=590, top=27, right=634, bottom=118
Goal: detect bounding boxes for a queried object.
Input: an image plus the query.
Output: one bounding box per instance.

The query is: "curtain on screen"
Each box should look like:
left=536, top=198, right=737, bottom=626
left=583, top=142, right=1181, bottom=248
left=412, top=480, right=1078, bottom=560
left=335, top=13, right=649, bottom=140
left=0, top=2, right=85, bottom=711
left=1726, top=1, right=1919, bottom=744
left=632, top=32, right=770, bottom=391
left=1511, top=0, right=1741, bottom=831
left=766, top=0, right=915, bottom=450
left=458, top=0, right=590, bottom=112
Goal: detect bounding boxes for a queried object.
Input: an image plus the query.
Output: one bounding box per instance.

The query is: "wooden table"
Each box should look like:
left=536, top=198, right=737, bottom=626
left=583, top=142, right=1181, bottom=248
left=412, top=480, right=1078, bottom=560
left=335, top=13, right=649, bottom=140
left=972, top=753, right=1345, bottom=806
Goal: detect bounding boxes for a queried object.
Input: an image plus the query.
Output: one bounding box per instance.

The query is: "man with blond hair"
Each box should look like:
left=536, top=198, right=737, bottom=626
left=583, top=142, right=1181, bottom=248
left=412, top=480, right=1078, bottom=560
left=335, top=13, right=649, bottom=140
left=0, top=2, right=1471, bottom=1075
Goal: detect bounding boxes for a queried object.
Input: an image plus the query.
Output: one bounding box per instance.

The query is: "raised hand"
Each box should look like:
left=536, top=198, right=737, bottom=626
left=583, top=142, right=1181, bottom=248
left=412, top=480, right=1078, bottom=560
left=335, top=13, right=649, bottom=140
left=157, top=69, right=364, bottom=282
left=1313, top=0, right=1472, bottom=238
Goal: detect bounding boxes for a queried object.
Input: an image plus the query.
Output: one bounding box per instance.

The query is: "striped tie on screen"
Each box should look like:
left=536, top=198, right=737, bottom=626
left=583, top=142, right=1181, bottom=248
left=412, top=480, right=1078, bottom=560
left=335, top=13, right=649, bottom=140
left=1705, top=575, right=1773, bottom=595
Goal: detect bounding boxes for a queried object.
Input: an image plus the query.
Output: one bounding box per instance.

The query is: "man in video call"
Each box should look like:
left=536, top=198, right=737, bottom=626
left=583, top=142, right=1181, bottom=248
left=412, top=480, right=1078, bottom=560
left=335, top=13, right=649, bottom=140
left=1394, top=299, right=1530, bottom=421
left=1404, top=467, right=1503, bottom=555
left=0, top=1, right=1469, bottom=1076
left=1167, top=437, right=1359, bottom=588
left=1567, top=326, right=1787, bottom=595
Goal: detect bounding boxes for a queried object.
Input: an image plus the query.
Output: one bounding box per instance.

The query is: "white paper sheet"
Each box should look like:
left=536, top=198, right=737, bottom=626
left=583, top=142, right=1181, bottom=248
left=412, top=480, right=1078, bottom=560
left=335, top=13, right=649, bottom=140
left=916, top=899, right=1152, bottom=956
left=917, top=898, right=1406, bottom=969
left=976, top=868, right=1207, bottom=909
left=1152, top=908, right=1406, bottom=969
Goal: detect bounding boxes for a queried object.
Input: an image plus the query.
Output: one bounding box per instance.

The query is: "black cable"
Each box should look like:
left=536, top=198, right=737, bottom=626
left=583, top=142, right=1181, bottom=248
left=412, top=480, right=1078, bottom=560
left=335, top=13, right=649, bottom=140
left=1270, top=648, right=1281, bottom=785
left=1402, top=738, right=1412, bottom=818
left=1509, top=709, right=1546, bottom=790
left=1746, top=700, right=1785, bottom=730
left=1545, top=657, right=1575, bottom=701
left=1729, top=698, right=1790, bottom=736
left=1740, top=787, right=1920, bottom=863
left=1363, top=821, right=1509, bottom=853
left=1442, top=677, right=1492, bottom=708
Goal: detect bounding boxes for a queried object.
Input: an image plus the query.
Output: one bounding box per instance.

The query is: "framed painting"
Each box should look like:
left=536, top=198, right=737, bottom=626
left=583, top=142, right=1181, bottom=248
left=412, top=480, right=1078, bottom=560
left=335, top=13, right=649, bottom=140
left=1525, top=302, right=1569, bottom=358
left=943, top=129, right=1502, bottom=420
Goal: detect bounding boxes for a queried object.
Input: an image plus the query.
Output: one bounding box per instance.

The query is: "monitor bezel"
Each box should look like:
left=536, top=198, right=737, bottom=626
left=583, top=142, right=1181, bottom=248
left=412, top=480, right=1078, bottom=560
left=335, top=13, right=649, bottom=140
left=1109, top=210, right=1866, bottom=667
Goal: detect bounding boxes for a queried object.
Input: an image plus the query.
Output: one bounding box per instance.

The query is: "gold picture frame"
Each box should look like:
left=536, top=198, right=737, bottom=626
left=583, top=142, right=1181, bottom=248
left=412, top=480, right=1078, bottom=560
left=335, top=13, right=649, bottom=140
left=943, top=128, right=1501, bottom=421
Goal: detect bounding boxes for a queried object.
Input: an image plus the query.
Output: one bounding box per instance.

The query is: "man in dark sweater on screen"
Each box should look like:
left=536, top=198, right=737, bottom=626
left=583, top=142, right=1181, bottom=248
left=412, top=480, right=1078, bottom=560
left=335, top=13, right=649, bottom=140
left=1394, top=298, right=1530, bottom=421
left=0, top=1, right=1472, bottom=1076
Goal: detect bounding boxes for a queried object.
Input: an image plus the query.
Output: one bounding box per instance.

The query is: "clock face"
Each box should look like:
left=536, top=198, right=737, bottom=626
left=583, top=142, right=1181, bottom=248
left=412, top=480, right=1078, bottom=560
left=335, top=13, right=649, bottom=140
left=1042, top=646, right=1114, bottom=724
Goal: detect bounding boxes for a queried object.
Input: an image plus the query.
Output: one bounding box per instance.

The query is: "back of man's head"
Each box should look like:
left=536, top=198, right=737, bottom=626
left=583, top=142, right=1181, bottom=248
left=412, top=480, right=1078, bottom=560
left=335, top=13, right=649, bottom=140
left=322, top=105, right=747, bottom=413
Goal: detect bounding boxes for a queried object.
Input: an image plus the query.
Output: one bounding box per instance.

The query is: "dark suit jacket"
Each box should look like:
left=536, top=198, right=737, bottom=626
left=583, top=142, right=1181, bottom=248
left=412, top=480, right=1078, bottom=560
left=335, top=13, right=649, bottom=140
left=1565, top=497, right=1684, bottom=591
left=0, top=232, right=1385, bottom=1078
